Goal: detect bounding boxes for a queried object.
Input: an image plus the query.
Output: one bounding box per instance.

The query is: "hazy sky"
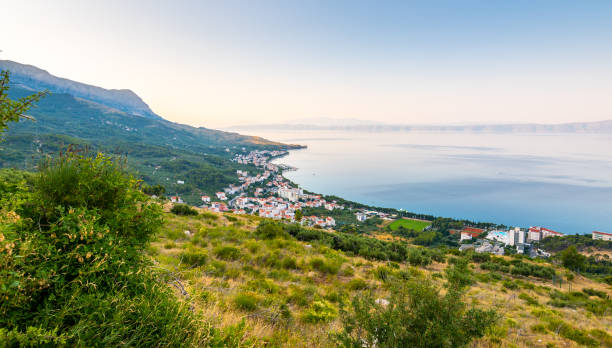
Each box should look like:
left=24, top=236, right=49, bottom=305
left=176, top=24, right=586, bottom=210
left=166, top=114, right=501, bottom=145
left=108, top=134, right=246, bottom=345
left=3, top=0, right=612, bottom=127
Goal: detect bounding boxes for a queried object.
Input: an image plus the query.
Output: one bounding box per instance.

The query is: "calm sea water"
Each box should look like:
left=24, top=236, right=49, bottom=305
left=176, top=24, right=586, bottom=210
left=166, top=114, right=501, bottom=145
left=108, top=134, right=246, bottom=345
left=248, top=130, right=612, bottom=234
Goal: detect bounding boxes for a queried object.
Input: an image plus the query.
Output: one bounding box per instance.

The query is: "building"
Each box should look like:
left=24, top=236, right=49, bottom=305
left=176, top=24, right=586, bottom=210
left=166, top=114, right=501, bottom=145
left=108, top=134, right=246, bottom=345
left=170, top=196, right=183, bottom=203
left=201, top=195, right=210, bottom=203
left=177, top=180, right=185, bottom=185
left=529, top=226, right=563, bottom=240
left=215, top=192, right=227, bottom=200
left=593, top=231, right=612, bottom=241
left=507, top=227, right=522, bottom=246
left=278, top=187, right=302, bottom=202
left=356, top=212, right=367, bottom=222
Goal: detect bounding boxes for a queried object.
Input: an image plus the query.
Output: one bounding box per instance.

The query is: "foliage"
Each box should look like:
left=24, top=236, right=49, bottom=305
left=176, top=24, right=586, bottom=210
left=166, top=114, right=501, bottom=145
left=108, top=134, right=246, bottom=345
left=0, top=154, right=211, bottom=346
left=559, top=245, right=586, bottom=271
left=142, top=184, right=166, bottom=196
left=171, top=203, right=199, bottom=216
left=335, top=277, right=498, bottom=348
left=302, top=300, right=337, bottom=323
left=233, top=293, right=259, bottom=311
left=0, top=70, right=47, bottom=138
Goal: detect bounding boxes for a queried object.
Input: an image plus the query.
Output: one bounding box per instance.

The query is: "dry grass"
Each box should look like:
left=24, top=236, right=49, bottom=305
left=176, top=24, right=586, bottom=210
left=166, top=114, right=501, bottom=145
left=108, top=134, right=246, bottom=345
left=151, top=211, right=612, bottom=347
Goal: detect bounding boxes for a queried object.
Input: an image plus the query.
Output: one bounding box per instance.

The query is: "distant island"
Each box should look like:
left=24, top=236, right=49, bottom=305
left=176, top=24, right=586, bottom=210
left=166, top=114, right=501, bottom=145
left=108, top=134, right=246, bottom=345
left=228, top=118, right=612, bottom=133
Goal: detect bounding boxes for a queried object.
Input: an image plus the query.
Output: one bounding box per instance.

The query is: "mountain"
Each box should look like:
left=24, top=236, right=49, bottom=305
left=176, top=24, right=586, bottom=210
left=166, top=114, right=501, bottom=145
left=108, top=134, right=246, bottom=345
left=0, top=61, right=302, bottom=203
left=228, top=119, right=612, bottom=133
left=0, top=60, right=162, bottom=120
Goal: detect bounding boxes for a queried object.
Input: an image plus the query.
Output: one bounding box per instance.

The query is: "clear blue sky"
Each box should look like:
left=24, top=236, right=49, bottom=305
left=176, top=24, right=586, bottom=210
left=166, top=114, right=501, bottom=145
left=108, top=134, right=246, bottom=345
left=3, top=0, right=612, bottom=127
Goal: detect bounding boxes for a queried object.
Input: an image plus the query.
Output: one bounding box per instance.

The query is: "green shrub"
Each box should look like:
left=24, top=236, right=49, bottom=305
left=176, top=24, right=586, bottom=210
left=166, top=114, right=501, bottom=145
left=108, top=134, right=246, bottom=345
left=347, top=278, right=368, bottom=290
left=502, top=280, right=519, bottom=290
left=531, top=323, right=548, bottom=333
left=256, top=220, right=288, bottom=239
left=205, top=260, right=227, bottom=277
left=335, top=278, right=498, bottom=348
left=518, top=292, right=540, bottom=306
left=198, top=211, right=219, bottom=220
left=373, top=265, right=392, bottom=282
left=302, top=300, right=337, bottom=323
left=180, top=248, right=208, bottom=267
left=310, top=257, right=342, bottom=275
left=245, top=279, right=280, bottom=294
left=0, top=154, right=209, bottom=346
left=170, top=203, right=198, bottom=216
left=234, top=293, right=259, bottom=311
left=281, top=256, right=298, bottom=270
left=214, top=245, right=241, bottom=261
left=582, top=288, right=608, bottom=299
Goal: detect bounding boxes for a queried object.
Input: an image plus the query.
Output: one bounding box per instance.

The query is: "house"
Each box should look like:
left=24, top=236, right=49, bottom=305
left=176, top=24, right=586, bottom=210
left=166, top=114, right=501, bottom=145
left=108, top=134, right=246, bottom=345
left=356, top=212, right=367, bottom=222
left=215, top=192, right=227, bottom=200
left=177, top=180, right=185, bottom=185
left=170, top=196, right=183, bottom=203
left=460, top=232, right=474, bottom=241
left=201, top=195, right=210, bottom=203
left=593, top=231, right=612, bottom=241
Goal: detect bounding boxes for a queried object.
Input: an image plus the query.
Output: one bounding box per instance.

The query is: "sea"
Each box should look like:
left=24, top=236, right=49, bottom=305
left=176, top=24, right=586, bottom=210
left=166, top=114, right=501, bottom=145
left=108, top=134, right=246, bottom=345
left=247, top=129, right=612, bottom=234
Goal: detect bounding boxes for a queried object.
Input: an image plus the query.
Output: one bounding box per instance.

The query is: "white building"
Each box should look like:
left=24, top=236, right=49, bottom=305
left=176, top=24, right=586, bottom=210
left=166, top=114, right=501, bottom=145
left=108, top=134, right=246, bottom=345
left=278, top=187, right=302, bottom=202
left=170, top=196, right=183, bottom=203
left=177, top=180, right=185, bottom=185
left=356, top=212, right=367, bottom=222
left=216, top=192, right=227, bottom=200
left=201, top=195, right=210, bottom=203
left=593, top=231, right=612, bottom=241
left=507, top=227, right=523, bottom=246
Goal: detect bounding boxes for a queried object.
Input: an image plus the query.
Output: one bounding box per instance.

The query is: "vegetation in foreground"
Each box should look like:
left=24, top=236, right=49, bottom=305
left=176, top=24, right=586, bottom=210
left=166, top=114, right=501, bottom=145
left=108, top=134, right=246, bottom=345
left=1, top=71, right=612, bottom=347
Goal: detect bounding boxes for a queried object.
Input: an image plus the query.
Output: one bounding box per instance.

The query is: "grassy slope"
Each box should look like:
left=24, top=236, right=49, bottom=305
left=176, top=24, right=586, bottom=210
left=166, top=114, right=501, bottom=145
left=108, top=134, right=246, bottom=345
left=150, top=209, right=612, bottom=348
left=388, top=218, right=432, bottom=232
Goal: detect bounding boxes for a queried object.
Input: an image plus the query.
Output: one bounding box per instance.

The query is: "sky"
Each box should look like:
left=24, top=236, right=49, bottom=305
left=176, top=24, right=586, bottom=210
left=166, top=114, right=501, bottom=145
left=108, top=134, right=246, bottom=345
left=2, top=0, right=612, bottom=128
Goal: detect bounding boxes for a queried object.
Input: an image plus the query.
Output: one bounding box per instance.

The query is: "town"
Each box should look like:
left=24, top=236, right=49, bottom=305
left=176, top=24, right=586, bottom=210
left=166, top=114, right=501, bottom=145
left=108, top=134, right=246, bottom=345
left=169, top=149, right=395, bottom=229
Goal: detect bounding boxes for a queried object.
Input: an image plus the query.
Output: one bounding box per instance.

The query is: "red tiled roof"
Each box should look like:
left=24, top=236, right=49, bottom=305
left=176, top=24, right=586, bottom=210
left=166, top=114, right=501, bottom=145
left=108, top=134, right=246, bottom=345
left=593, top=231, right=612, bottom=236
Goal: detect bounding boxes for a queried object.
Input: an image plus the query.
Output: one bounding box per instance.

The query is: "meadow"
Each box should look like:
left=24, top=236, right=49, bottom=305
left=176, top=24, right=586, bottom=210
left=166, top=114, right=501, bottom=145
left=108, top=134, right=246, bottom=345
left=388, top=218, right=432, bottom=232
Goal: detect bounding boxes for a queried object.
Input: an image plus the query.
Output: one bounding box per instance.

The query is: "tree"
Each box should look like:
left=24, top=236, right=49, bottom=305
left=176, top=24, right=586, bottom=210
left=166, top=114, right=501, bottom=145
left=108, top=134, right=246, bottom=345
left=294, top=209, right=303, bottom=221
left=560, top=245, right=586, bottom=271
left=0, top=70, right=48, bottom=138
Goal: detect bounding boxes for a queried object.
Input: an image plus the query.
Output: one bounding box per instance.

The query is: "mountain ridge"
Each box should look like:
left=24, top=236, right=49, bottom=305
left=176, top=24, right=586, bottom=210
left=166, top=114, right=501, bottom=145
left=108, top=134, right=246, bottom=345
left=0, top=59, right=162, bottom=120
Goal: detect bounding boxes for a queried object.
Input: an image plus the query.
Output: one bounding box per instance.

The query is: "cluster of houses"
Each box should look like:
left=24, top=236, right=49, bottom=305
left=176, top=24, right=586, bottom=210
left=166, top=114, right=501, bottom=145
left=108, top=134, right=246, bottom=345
left=169, top=150, right=342, bottom=228
left=455, top=226, right=563, bottom=257
left=232, top=150, right=288, bottom=170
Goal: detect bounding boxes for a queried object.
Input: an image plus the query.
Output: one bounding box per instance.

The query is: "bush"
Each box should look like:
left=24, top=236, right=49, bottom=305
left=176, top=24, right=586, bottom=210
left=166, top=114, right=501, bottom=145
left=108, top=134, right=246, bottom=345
left=180, top=248, right=208, bottom=267
left=0, top=154, right=209, bottom=346
left=170, top=203, right=198, bottom=216
left=335, top=278, right=498, bottom=348
left=234, top=293, right=259, bottom=311
left=302, top=300, right=337, bottom=323
left=213, top=245, right=241, bottom=261
left=518, top=292, right=540, bottom=306
left=347, top=278, right=368, bottom=290
left=256, top=220, right=288, bottom=239
left=310, top=257, right=342, bottom=275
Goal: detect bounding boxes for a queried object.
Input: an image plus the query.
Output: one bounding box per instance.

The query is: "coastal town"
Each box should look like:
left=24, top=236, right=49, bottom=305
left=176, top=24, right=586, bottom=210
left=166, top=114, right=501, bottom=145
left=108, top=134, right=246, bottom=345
left=168, top=149, right=610, bottom=255
left=169, top=149, right=395, bottom=229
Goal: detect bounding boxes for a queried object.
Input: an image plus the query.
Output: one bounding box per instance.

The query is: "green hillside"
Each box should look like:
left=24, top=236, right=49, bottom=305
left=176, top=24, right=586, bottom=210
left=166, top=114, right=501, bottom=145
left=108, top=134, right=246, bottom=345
left=0, top=86, right=301, bottom=204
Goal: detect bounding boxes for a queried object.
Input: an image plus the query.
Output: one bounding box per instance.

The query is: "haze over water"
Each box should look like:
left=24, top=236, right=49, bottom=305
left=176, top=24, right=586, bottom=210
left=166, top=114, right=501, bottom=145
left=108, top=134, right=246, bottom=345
left=252, top=130, right=612, bottom=234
